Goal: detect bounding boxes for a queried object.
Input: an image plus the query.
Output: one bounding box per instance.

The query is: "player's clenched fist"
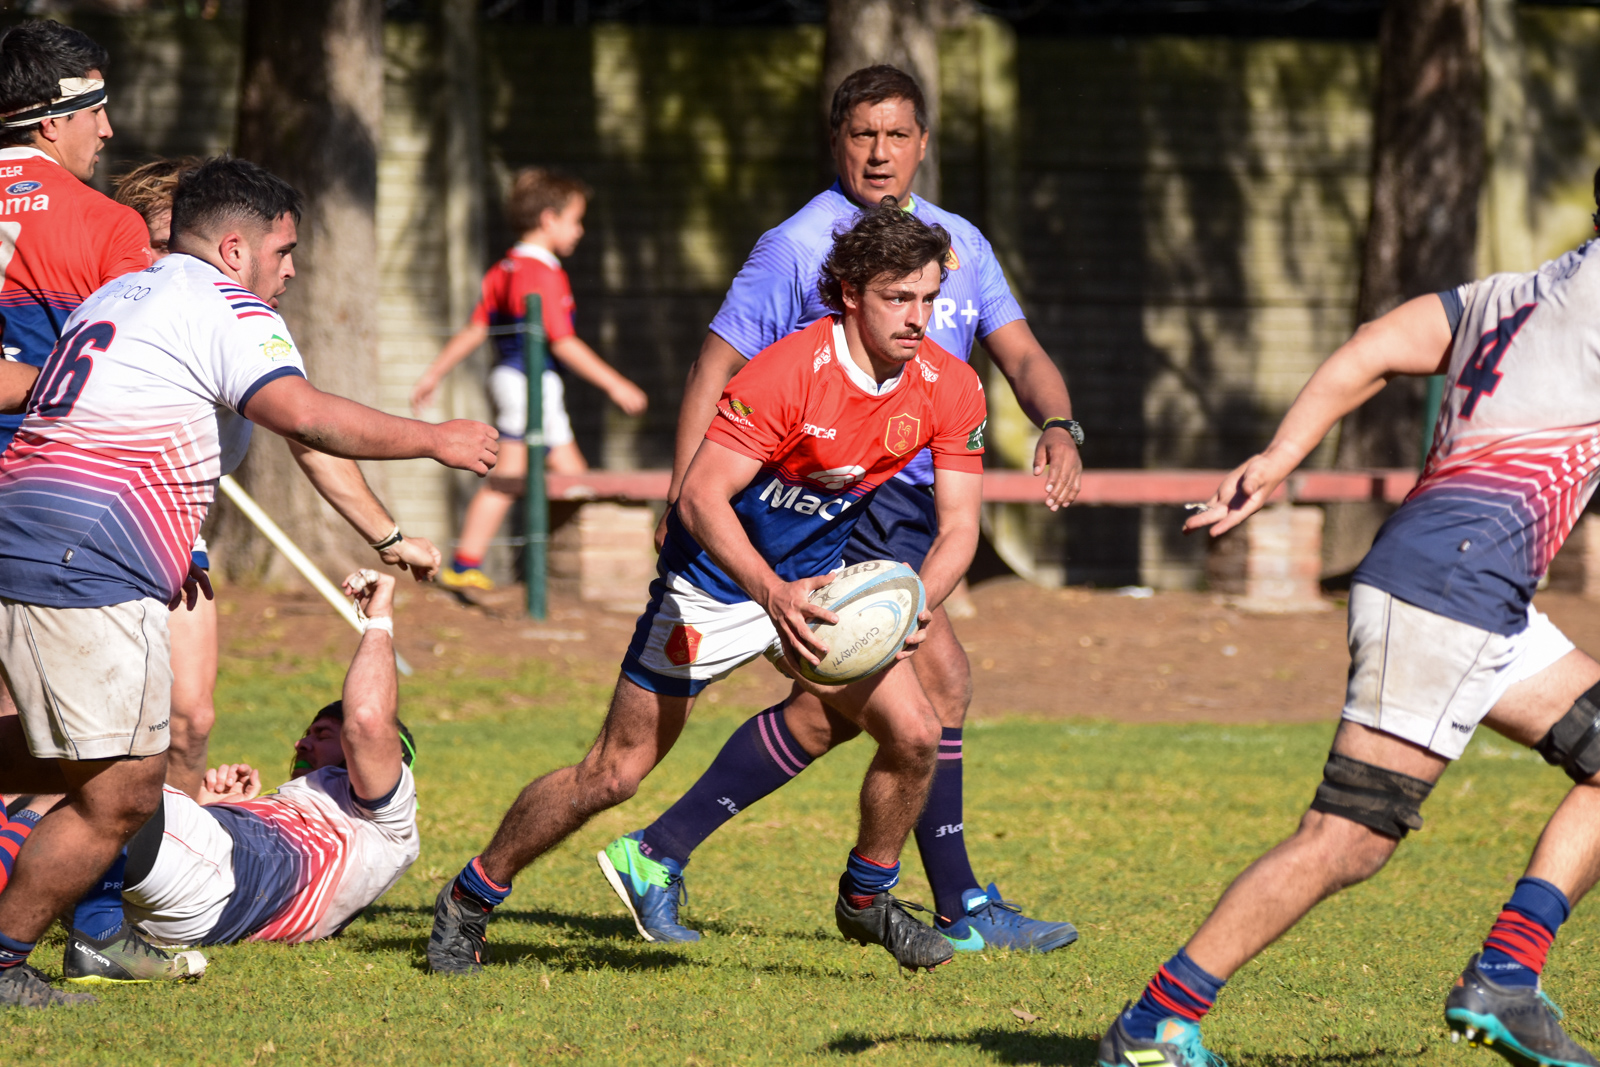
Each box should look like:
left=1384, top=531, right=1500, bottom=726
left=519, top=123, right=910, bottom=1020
left=431, top=419, right=501, bottom=476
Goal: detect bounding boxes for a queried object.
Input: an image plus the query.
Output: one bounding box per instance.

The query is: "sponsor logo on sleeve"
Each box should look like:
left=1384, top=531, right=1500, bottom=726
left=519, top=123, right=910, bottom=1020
left=261, top=334, right=296, bottom=362
left=814, top=343, right=833, bottom=373
left=664, top=624, right=702, bottom=666
left=966, top=419, right=986, bottom=451
left=730, top=398, right=754, bottom=417
left=916, top=356, right=938, bottom=383
left=884, top=413, right=923, bottom=457
left=801, top=422, right=837, bottom=440
left=944, top=247, right=961, bottom=271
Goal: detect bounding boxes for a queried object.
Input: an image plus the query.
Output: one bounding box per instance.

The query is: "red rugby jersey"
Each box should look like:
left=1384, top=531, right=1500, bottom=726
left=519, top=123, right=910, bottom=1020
left=469, top=242, right=575, bottom=373
left=660, top=316, right=987, bottom=603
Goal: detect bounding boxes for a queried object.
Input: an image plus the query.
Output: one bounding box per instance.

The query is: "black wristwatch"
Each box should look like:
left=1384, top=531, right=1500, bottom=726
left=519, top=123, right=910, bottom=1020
left=1041, top=417, right=1084, bottom=448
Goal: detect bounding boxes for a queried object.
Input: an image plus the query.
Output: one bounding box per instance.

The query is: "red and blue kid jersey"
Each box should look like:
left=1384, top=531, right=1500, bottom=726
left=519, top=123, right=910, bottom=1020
left=469, top=242, right=574, bottom=374
left=0, top=147, right=149, bottom=446
left=659, top=316, right=988, bottom=604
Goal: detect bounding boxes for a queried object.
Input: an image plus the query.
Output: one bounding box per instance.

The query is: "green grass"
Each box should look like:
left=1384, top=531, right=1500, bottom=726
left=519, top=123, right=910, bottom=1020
left=5, top=645, right=1596, bottom=1065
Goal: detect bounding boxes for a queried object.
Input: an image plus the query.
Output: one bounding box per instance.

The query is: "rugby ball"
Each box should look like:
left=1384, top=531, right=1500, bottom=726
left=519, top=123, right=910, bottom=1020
left=795, top=560, right=926, bottom=685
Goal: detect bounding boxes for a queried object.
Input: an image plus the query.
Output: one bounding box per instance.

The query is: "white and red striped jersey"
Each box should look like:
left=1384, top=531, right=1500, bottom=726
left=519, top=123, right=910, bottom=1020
left=1354, top=240, right=1600, bottom=634
left=0, top=254, right=305, bottom=607
left=124, top=765, right=419, bottom=946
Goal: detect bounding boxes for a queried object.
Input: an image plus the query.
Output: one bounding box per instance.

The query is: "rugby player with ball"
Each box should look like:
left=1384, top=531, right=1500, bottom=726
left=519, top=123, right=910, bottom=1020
left=428, top=200, right=988, bottom=974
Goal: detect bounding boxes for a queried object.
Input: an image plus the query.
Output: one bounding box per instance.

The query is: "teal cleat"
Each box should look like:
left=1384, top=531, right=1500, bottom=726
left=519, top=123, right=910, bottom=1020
left=597, top=833, right=700, bottom=944
left=1445, top=953, right=1600, bottom=1067
left=1097, top=1004, right=1227, bottom=1067
left=938, top=883, right=1078, bottom=953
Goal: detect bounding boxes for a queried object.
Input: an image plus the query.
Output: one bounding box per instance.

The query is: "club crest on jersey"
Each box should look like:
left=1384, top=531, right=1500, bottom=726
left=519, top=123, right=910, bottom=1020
left=665, top=624, right=702, bottom=666
left=808, top=465, right=865, bottom=491
left=884, top=413, right=922, bottom=457
left=5, top=180, right=40, bottom=195
left=260, top=334, right=295, bottom=362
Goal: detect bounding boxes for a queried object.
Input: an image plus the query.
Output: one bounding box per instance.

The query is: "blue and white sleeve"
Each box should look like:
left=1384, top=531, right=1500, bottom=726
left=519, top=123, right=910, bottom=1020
left=707, top=231, right=808, bottom=359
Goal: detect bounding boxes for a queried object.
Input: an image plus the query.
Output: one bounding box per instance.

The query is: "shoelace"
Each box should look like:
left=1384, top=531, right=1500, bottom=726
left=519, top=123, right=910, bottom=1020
left=1171, top=1028, right=1229, bottom=1067
left=118, top=928, right=171, bottom=962
left=970, top=895, right=1027, bottom=927
left=887, top=897, right=936, bottom=921
left=665, top=872, right=689, bottom=912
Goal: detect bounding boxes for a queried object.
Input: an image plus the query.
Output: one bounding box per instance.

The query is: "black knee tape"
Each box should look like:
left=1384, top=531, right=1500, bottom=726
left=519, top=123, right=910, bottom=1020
left=122, top=799, right=166, bottom=893
left=1535, top=681, right=1600, bottom=783
left=1308, top=753, right=1432, bottom=839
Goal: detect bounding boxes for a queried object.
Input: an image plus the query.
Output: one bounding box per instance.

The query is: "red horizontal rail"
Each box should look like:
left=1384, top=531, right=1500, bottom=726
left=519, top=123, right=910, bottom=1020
left=545, top=468, right=1418, bottom=505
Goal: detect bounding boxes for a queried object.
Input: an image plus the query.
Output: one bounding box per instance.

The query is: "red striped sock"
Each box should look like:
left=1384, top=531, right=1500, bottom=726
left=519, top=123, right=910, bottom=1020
left=1484, top=909, right=1555, bottom=973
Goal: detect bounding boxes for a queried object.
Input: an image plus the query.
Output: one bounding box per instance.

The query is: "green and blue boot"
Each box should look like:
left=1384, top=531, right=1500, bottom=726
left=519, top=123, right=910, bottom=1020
left=597, top=833, right=699, bottom=943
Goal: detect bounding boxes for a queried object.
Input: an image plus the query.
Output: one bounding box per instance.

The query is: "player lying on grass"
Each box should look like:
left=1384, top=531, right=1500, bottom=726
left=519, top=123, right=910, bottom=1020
left=0, top=569, right=418, bottom=961
left=427, top=200, right=988, bottom=975
left=1098, top=181, right=1600, bottom=1067
left=0, top=156, right=496, bottom=1009
left=646, top=64, right=1080, bottom=954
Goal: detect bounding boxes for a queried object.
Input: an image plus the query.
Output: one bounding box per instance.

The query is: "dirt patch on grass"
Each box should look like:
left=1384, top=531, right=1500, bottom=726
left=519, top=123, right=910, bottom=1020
left=212, top=576, right=1600, bottom=726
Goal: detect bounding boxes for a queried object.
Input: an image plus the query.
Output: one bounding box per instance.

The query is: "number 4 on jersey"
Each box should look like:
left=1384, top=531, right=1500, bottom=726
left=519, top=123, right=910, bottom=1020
left=1457, top=302, right=1536, bottom=419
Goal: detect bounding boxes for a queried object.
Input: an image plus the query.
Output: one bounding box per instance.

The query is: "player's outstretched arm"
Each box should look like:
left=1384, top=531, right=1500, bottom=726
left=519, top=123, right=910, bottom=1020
left=659, top=333, right=748, bottom=548
left=244, top=375, right=500, bottom=475
left=411, top=322, right=489, bottom=414
left=983, top=320, right=1082, bottom=511
left=289, top=442, right=442, bottom=582
left=549, top=335, right=647, bottom=416
left=1186, top=293, right=1454, bottom=539
left=677, top=438, right=837, bottom=664
left=0, top=362, right=40, bottom=414
left=337, top=569, right=403, bottom=805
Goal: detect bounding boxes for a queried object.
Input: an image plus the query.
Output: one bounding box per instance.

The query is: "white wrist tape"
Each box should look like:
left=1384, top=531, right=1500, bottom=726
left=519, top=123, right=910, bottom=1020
left=362, top=616, right=394, bottom=636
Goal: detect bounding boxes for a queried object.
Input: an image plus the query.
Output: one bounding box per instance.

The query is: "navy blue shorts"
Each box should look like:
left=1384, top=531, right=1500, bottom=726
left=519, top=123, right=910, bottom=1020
left=843, top=478, right=938, bottom=571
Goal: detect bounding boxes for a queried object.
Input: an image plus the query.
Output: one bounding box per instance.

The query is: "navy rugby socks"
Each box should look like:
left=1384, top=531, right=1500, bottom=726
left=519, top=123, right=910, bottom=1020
left=455, top=856, right=512, bottom=911
left=842, top=848, right=900, bottom=909
left=1479, top=876, right=1570, bottom=988
left=1123, top=948, right=1226, bottom=1040
left=639, top=705, right=813, bottom=867
left=0, top=929, right=33, bottom=971
left=915, top=727, right=982, bottom=920
left=71, top=848, right=128, bottom=942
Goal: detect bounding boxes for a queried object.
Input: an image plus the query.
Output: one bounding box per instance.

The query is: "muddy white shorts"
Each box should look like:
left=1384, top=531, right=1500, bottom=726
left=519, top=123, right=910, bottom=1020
left=0, top=597, right=172, bottom=760
left=621, top=573, right=787, bottom=698
left=1341, top=583, right=1574, bottom=760
left=487, top=364, right=574, bottom=447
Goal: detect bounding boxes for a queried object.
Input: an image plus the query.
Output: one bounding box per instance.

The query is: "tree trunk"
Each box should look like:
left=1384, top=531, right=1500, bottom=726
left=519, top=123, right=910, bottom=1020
left=822, top=0, right=949, bottom=203
left=212, top=0, right=384, bottom=583
left=1325, top=0, right=1484, bottom=573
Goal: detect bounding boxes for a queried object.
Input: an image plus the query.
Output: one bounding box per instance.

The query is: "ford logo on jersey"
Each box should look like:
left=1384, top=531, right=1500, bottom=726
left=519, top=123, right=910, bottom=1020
left=5, top=181, right=40, bottom=195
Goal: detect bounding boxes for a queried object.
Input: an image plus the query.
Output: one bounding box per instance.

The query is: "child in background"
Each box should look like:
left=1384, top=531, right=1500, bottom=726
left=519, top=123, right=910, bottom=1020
left=412, top=168, right=647, bottom=591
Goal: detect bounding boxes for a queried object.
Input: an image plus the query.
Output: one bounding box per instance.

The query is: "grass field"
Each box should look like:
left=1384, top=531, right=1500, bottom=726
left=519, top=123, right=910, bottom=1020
left=5, top=641, right=1598, bottom=1066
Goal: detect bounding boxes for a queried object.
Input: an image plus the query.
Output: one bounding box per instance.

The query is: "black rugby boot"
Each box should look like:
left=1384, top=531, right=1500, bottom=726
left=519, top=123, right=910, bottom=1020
left=835, top=888, right=954, bottom=972
left=1445, top=953, right=1600, bottom=1067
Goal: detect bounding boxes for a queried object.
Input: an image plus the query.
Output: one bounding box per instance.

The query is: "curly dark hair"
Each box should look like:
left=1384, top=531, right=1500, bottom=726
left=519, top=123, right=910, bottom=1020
left=818, top=198, right=950, bottom=313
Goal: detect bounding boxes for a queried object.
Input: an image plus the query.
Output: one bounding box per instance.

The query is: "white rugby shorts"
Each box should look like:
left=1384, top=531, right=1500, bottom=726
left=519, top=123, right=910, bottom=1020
left=488, top=364, right=574, bottom=448
left=1341, top=583, right=1575, bottom=760
left=0, top=597, right=172, bottom=760
left=622, top=573, right=786, bottom=697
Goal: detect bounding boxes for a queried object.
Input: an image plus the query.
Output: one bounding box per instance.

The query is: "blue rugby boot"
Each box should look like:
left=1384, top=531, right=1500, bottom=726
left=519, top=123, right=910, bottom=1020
left=1098, top=1005, right=1228, bottom=1067
left=597, top=833, right=700, bottom=944
left=1445, top=953, right=1600, bottom=1067
left=938, top=883, right=1078, bottom=953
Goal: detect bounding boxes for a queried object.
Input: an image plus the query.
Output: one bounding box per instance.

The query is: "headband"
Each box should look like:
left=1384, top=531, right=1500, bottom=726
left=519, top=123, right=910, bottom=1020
left=1, top=77, right=106, bottom=129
